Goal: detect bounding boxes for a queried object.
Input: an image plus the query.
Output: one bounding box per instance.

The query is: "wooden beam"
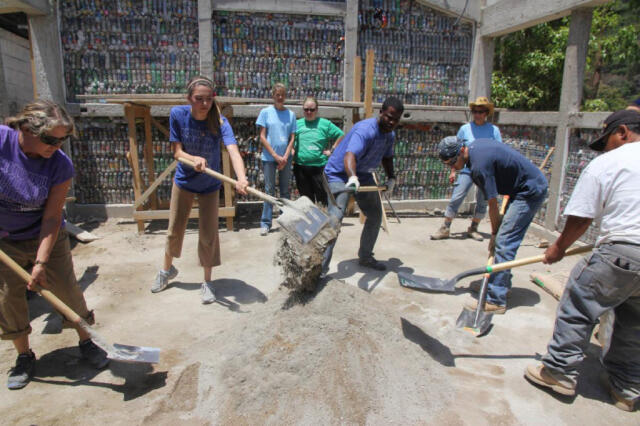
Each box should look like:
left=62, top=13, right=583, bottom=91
left=0, top=0, right=50, bottom=15
left=142, top=108, right=158, bottom=209
left=133, top=207, right=236, bottom=221
left=133, top=160, right=177, bottom=209
left=211, top=0, right=346, bottom=16
left=151, top=117, right=170, bottom=137
left=480, top=0, right=608, bottom=37
left=124, top=104, right=146, bottom=233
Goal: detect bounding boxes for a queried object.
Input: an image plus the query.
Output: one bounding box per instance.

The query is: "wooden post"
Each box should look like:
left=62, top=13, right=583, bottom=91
left=143, top=108, right=158, bottom=209
left=124, top=103, right=145, bottom=233
left=364, top=49, right=375, bottom=119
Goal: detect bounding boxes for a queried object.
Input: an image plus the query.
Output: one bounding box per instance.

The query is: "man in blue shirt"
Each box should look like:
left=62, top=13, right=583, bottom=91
left=437, top=136, right=548, bottom=313
left=322, top=97, right=403, bottom=273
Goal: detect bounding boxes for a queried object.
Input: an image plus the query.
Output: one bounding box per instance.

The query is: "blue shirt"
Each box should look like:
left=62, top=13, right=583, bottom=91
left=170, top=105, right=237, bottom=194
left=457, top=122, right=502, bottom=175
left=468, top=138, right=548, bottom=201
left=324, top=117, right=394, bottom=185
left=256, top=106, right=297, bottom=162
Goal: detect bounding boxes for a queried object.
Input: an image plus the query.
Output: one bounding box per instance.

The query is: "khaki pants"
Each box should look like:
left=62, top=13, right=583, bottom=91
left=166, top=183, right=221, bottom=268
left=0, top=229, right=93, bottom=340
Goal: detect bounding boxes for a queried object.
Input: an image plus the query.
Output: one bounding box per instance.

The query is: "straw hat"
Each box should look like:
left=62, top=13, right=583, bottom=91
left=469, top=96, right=494, bottom=115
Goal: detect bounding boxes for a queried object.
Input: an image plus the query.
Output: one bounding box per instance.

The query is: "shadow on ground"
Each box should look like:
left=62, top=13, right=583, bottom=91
left=31, top=346, right=167, bottom=401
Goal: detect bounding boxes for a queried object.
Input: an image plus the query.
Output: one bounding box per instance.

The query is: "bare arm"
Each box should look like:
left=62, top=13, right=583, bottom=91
left=344, top=152, right=357, bottom=177
left=173, top=142, right=206, bottom=171
left=30, top=179, right=72, bottom=290
left=226, top=144, right=249, bottom=195
left=259, top=126, right=282, bottom=163
left=544, top=215, right=593, bottom=264
left=325, top=135, right=344, bottom=156
left=381, top=156, right=395, bottom=179
left=487, top=197, right=500, bottom=234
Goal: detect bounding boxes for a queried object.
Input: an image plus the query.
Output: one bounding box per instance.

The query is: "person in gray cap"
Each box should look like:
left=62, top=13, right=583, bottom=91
left=437, top=135, right=548, bottom=314
left=525, top=109, right=640, bottom=411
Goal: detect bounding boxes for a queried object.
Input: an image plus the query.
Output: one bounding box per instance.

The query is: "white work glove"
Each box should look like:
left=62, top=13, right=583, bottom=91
left=346, top=175, right=360, bottom=192
left=383, top=178, right=395, bottom=197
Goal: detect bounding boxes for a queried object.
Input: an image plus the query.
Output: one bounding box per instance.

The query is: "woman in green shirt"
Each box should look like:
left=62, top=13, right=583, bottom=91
left=293, top=97, right=344, bottom=206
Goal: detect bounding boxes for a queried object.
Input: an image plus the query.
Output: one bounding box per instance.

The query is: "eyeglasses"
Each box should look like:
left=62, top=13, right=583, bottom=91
left=40, top=134, right=71, bottom=147
left=472, top=109, right=488, bottom=114
left=443, top=155, right=458, bottom=166
left=303, top=108, right=317, bottom=113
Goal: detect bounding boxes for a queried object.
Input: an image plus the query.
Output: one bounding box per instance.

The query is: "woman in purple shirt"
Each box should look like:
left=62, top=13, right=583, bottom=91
left=0, top=100, right=108, bottom=390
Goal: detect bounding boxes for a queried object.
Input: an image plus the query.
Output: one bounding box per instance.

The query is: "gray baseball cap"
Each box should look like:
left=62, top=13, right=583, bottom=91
left=437, top=136, right=464, bottom=161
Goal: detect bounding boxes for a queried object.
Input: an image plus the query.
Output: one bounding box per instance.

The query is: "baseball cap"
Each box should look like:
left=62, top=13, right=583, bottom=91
left=589, top=109, right=640, bottom=151
left=437, top=136, right=464, bottom=161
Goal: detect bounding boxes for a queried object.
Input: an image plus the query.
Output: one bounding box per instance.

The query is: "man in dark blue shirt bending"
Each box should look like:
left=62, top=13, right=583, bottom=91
left=437, top=136, right=548, bottom=314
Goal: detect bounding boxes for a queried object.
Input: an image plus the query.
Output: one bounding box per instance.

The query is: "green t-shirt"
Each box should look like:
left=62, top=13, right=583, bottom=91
left=294, top=118, right=344, bottom=167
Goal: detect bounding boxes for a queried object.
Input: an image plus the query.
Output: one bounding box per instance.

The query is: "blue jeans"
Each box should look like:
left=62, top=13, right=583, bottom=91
left=445, top=172, right=487, bottom=220
left=487, top=192, right=546, bottom=306
left=321, top=180, right=382, bottom=273
left=543, top=243, right=640, bottom=400
left=260, top=159, right=293, bottom=229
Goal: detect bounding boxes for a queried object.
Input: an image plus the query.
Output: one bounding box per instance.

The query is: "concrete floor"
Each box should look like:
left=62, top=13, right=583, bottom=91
left=0, top=214, right=635, bottom=424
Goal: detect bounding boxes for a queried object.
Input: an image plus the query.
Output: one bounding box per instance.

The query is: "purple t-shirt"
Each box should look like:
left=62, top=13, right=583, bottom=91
left=0, top=125, right=74, bottom=240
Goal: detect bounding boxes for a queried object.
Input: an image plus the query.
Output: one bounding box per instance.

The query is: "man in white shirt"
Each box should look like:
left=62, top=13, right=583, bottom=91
left=524, top=110, right=640, bottom=412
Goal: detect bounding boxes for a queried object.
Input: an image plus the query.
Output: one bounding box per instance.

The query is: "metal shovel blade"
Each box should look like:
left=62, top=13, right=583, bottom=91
left=456, top=307, right=493, bottom=337
left=277, top=197, right=331, bottom=244
left=397, top=272, right=456, bottom=293
left=109, top=343, right=161, bottom=364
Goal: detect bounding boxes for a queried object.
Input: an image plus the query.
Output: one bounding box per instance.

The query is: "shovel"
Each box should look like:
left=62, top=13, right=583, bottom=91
left=0, top=248, right=160, bottom=364
left=398, top=244, right=594, bottom=292
left=455, top=256, right=495, bottom=337
left=178, top=157, right=330, bottom=244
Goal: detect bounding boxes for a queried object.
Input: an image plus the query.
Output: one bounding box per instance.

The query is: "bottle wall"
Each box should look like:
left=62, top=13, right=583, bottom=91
left=358, top=0, right=473, bottom=106
left=60, top=0, right=200, bottom=102
left=211, top=12, right=345, bottom=100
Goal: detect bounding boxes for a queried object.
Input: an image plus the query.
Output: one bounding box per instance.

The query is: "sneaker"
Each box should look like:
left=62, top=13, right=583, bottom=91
left=430, top=224, right=450, bottom=240
left=151, top=265, right=178, bottom=293
left=524, top=364, right=576, bottom=396
left=602, top=374, right=637, bottom=412
left=79, top=339, right=110, bottom=369
left=358, top=256, right=386, bottom=271
left=201, top=281, right=216, bottom=304
left=466, top=225, right=483, bottom=241
left=260, top=226, right=269, bottom=236
left=7, top=350, right=35, bottom=390
left=464, top=298, right=507, bottom=315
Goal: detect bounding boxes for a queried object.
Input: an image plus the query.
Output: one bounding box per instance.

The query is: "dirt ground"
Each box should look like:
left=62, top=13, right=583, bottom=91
left=0, top=214, right=636, bottom=425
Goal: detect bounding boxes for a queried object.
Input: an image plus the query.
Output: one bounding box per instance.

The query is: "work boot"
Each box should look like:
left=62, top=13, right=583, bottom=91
left=151, top=265, right=178, bottom=293
left=430, top=224, right=450, bottom=240
left=7, top=350, right=35, bottom=390
left=79, top=339, right=110, bottom=369
left=201, top=281, right=216, bottom=304
left=602, top=373, right=637, bottom=412
left=466, top=223, right=483, bottom=241
left=524, top=364, right=576, bottom=396
left=464, top=298, right=506, bottom=315
left=358, top=256, right=386, bottom=271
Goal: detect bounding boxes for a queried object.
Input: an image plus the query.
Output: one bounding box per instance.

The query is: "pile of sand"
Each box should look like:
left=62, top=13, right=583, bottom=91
left=144, top=279, right=455, bottom=424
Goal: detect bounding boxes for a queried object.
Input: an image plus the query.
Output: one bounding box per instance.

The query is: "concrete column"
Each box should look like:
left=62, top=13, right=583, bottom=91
left=545, top=8, right=592, bottom=230
left=27, top=6, right=65, bottom=103
left=342, top=0, right=358, bottom=102
left=468, top=32, right=494, bottom=101
left=198, top=0, right=214, bottom=79
left=0, top=48, right=8, bottom=119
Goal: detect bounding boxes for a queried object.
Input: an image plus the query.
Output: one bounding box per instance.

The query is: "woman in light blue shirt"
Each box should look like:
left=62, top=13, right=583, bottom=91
left=256, top=83, right=297, bottom=235
left=431, top=96, right=502, bottom=241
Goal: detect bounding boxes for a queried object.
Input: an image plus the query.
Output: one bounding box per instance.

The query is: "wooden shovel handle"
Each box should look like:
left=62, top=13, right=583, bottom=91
left=488, top=244, right=594, bottom=273
left=178, top=157, right=277, bottom=205
left=0, top=248, right=83, bottom=324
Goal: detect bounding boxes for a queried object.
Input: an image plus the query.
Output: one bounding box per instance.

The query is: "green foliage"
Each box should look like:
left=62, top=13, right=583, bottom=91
left=491, top=0, right=640, bottom=111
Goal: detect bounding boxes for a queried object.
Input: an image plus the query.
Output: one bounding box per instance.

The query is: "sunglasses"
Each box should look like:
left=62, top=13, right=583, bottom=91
left=40, top=134, right=71, bottom=147
left=472, top=109, right=488, bottom=114
left=443, top=155, right=458, bottom=166
left=303, top=108, right=317, bottom=113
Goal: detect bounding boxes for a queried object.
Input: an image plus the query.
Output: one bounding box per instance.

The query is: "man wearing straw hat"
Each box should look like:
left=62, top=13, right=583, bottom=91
left=431, top=96, right=502, bottom=242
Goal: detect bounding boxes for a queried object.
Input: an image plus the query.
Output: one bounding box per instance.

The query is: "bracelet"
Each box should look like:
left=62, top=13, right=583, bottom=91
left=35, top=259, right=47, bottom=266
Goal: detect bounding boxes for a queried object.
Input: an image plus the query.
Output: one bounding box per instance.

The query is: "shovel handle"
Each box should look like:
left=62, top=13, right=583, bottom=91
left=487, top=244, right=594, bottom=273
left=178, top=157, right=278, bottom=205
left=0, top=248, right=83, bottom=324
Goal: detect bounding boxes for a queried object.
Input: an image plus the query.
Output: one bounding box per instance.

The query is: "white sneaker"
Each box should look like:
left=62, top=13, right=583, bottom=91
left=151, top=265, right=178, bottom=293
left=201, top=281, right=216, bottom=304
left=260, top=226, right=269, bottom=236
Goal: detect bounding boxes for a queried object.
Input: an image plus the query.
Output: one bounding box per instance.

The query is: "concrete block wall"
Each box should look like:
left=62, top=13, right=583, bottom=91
left=0, top=27, right=33, bottom=118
